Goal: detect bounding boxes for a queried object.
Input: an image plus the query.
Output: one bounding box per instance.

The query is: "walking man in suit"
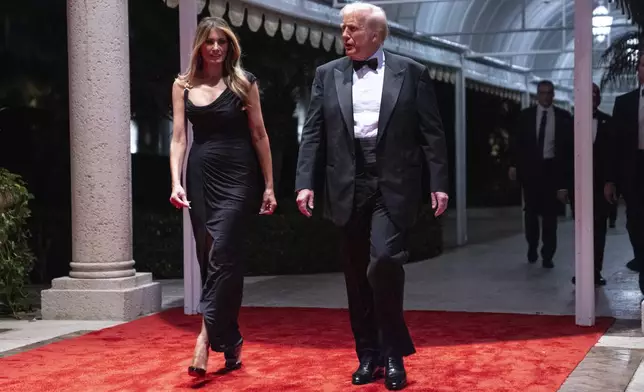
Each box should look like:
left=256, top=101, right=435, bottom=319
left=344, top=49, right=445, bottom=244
left=605, top=53, right=644, bottom=292
left=508, top=80, right=573, bottom=268
left=566, top=84, right=610, bottom=286
left=295, top=3, right=449, bottom=390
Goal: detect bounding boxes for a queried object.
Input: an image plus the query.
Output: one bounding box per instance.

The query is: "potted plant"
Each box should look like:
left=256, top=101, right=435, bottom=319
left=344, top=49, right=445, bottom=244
left=0, top=168, right=35, bottom=317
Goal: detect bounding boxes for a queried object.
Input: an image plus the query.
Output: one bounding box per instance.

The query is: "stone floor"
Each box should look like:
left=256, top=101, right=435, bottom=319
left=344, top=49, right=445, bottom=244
left=1, top=206, right=643, bottom=390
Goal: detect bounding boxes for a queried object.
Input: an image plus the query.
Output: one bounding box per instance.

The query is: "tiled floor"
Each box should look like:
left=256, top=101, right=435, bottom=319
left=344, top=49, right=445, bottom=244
left=1, top=206, right=643, bottom=390
left=0, top=319, right=122, bottom=354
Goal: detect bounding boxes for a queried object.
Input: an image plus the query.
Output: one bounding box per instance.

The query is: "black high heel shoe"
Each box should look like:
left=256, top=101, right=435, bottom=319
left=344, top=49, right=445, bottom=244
left=188, top=366, right=206, bottom=378
left=188, top=338, right=209, bottom=378
left=224, top=339, right=243, bottom=370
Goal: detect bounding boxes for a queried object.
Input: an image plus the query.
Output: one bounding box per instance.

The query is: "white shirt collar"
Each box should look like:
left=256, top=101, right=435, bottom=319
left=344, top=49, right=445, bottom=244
left=366, top=47, right=385, bottom=67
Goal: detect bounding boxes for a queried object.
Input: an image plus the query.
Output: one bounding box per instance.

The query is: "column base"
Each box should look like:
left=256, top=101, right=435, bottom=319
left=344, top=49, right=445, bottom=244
left=41, top=272, right=162, bottom=320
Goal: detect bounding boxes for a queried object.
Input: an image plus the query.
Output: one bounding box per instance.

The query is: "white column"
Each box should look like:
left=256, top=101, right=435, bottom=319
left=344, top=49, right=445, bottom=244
left=454, top=64, right=467, bottom=246
left=41, top=0, right=161, bottom=320
left=521, top=75, right=531, bottom=110
left=521, top=75, right=530, bottom=233
left=179, top=0, right=202, bottom=316
left=573, top=0, right=595, bottom=326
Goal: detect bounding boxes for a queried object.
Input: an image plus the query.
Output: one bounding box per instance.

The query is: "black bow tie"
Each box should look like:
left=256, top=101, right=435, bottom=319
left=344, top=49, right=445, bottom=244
left=353, top=58, right=378, bottom=71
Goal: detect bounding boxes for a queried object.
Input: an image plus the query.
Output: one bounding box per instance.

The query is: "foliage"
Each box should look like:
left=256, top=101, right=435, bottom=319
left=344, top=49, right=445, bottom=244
left=610, top=0, right=644, bottom=26
left=600, top=30, right=642, bottom=90
left=0, top=169, right=35, bottom=317
left=601, top=1, right=644, bottom=90
left=0, top=0, right=68, bottom=117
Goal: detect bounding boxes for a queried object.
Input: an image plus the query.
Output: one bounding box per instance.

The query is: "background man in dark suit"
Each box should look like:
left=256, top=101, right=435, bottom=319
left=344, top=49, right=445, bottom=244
left=566, top=84, right=610, bottom=286
left=294, top=2, right=449, bottom=390
left=508, top=80, right=573, bottom=268
left=605, top=53, right=644, bottom=293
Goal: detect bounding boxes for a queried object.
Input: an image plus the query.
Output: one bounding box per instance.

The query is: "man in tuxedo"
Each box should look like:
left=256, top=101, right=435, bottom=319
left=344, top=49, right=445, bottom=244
left=605, top=53, right=644, bottom=292
left=295, top=3, right=449, bottom=390
left=566, top=84, right=610, bottom=286
left=508, top=80, right=573, bottom=268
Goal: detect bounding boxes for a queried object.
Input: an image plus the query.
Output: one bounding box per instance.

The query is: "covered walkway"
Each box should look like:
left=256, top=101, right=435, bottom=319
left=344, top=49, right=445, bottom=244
left=162, top=0, right=640, bottom=326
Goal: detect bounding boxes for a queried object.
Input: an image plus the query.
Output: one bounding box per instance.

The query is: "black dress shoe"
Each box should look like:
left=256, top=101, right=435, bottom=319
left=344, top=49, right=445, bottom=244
left=639, top=273, right=644, bottom=296
left=527, top=249, right=538, bottom=264
left=627, top=259, right=641, bottom=273
left=384, top=357, right=407, bottom=391
left=352, top=356, right=383, bottom=385
left=571, top=275, right=606, bottom=286
left=542, top=259, right=554, bottom=269
left=224, top=339, right=243, bottom=370
left=596, top=275, right=607, bottom=286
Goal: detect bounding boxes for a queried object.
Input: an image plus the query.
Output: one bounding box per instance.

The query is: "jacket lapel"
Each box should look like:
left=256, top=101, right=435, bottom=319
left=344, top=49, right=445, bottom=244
left=553, top=108, right=561, bottom=146
left=334, top=58, right=354, bottom=147
left=377, top=52, right=405, bottom=144
left=526, top=106, right=538, bottom=147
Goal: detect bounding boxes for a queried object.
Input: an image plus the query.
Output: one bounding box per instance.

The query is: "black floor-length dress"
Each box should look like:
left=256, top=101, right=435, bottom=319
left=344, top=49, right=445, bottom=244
left=183, top=72, right=260, bottom=351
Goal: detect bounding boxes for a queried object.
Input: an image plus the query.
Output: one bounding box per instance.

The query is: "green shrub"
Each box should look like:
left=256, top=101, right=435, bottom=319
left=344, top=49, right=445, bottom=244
left=133, top=206, right=183, bottom=279
left=0, top=169, right=35, bottom=316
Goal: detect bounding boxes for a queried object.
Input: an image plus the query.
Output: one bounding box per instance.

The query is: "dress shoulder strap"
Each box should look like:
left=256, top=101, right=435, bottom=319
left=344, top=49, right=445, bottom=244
left=182, top=87, right=189, bottom=130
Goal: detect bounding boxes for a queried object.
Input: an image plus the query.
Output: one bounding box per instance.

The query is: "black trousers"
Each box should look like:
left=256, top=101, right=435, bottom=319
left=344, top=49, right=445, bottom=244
left=192, top=208, right=247, bottom=352
left=623, top=153, right=644, bottom=269
left=570, top=190, right=609, bottom=274
left=341, top=137, right=415, bottom=361
left=522, top=159, right=560, bottom=261
left=608, top=201, right=618, bottom=225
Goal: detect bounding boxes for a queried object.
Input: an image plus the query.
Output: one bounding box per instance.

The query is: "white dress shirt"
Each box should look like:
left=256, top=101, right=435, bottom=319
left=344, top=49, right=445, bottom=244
left=536, top=104, right=556, bottom=159
left=352, top=48, right=385, bottom=139
left=639, top=85, right=644, bottom=150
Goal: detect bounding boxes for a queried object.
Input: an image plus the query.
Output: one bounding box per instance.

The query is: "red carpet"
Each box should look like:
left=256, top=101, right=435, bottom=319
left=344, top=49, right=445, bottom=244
left=0, top=307, right=613, bottom=392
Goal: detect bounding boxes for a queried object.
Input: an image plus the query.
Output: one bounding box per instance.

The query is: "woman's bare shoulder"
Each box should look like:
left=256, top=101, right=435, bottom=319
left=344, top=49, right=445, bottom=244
left=174, top=77, right=196, bottom=90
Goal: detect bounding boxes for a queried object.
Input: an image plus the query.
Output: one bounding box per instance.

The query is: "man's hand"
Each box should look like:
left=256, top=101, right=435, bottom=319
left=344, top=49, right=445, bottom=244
left=296, top=189, right=315, bottom=217
left=557, top=189, right=569, bottom=204
left=508, top=166, right=517, bottom=181
left=604, top=183, right=618, bottom=204
left=431, top=192, right=449, bottom=217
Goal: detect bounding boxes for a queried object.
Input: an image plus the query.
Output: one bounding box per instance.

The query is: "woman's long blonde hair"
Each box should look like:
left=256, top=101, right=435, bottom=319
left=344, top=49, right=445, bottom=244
left=177, top=17, right=251, bottom=106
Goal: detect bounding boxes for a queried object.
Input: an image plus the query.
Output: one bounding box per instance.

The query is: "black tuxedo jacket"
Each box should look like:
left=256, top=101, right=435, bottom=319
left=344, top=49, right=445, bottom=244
left=295, top=51, right=449, bottom=228
left=562, top=109, right=612, bottom=196
left=607, top=88, right=640, bottom=194
left=509, top=105, right=573, bottom=190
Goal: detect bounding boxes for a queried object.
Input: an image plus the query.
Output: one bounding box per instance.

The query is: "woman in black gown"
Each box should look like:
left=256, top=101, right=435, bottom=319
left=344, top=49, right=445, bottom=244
left=169, top=17, right=276, bottom=377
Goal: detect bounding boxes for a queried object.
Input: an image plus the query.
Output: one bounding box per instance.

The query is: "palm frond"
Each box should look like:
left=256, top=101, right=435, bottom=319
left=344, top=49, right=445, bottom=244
left=599, top=30, right=641, bottom=90
left=610, top=0, right=644, bottom=25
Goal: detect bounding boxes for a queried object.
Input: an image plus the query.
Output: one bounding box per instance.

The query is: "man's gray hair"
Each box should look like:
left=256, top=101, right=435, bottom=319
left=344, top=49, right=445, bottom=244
left=340, top=2, right=389, bottom=42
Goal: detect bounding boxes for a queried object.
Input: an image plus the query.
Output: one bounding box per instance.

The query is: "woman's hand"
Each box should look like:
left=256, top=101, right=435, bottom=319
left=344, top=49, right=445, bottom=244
left=169, top=184, right=191, bottom=209
left=259, top=188, right=277, bottom=215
